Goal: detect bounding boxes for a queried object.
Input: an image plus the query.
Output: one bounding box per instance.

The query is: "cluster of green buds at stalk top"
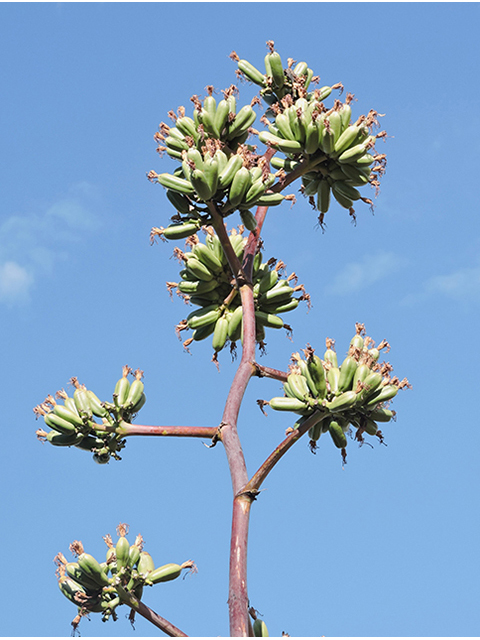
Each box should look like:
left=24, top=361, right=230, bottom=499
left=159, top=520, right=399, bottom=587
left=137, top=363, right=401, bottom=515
left=262, top=324, right=411, bottom=463
left=147, top=82, right=296, bottom=225
left=147, top=106, right=295, bottom=234
left=34, top=367, right=146, bottom=464
left=232, top=40, right=387, bottom=225
left=153, top=225, right=310, bottom=360
left=54, top=523, right=196, bottom=633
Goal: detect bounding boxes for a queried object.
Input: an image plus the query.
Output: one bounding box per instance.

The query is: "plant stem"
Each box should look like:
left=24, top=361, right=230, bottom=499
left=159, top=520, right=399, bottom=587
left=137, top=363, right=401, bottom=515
left=270, top=154, right=327, bottom=194
left=115, top=585, right=188, bottom=637
left=253, top=363, right=289, bottom=382
left=229, top=493, right=254, bottom=637
left=207, top=173, right=301, bottom=634
left=241, top=205, right=267, bottom=283
left=245, top=411, right=327, bottom=494
left=211, top=224, right=259, bottom=634
left=117, top=423, right=219, bottom=440
left=222, top=283, right=256, bottom=636
left=181, top=150, right=316, bottom=633
left=208, top=202, right=244, bottom=282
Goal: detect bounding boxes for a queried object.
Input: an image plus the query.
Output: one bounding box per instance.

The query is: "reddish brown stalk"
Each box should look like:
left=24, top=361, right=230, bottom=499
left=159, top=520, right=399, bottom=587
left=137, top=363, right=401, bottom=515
left=208, top=202, right=262, bottom=634
left=118, top=423, right=219, bottom=440
left=253, top=363, right=289, bottom=382
left=207, top=202, right=244, bottom=281
left=241, top=205, right=268, bottom=283
left=270, top=154, right=326, bottom=194
left=245, top=412, right=326, bottom=494
left=207, top=157, right=301, bottom=634
left=229, top=494, right=254, bottom=637
left=241, top=149, right=275, bottom=282
left=115, top=585, right=188, bottom=637
left=220, top=287, right=257, bottom=491
left=216, top=153, right=293, bottom=634
left=221, top=283, right=257, bottom=636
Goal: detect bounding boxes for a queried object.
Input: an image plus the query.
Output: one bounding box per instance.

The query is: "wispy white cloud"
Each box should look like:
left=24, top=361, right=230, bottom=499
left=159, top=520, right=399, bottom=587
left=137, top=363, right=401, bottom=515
left=402, top=262, right=480, bottom=306
left=0, top=183, right=99, bottom=307
left=0, top=262, right=34, bottom=306
left=325, top=251, right=406, bottom=296
left=426, top=266, right=480, bottom=299
left=46, top=197, right=96, bottom=230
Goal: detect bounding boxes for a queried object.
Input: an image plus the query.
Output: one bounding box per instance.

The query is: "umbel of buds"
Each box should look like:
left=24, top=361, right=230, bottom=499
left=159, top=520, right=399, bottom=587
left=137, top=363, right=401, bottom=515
left=150, top=40, right=387, bottom=237
left=159, top=226, right=310, bottom=360
left=54, top=523, right=196, bottom=633
left=34, top=367, right=147, bottom=463
left=262, top=324, right=411, bottom=463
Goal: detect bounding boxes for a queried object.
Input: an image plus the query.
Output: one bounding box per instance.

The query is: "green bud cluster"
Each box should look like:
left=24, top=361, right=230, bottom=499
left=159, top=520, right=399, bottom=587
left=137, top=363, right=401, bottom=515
left=54, top=523, right=196, bottom=632
left=166, top=227, right=309, bottom=357
left=265, top=324, right=410, bottom=461
left=149, top=42, right=388, bottom=237
left=234, top=40, right=387, bottom=225
left=33, top=367, right=146, bottom=463
left=148, top=85, right=289, bottom=224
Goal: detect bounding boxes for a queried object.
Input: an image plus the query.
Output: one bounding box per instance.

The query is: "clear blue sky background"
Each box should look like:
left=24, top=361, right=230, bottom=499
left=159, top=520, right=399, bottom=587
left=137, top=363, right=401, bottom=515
left=1, top=2, right=479, bottom=637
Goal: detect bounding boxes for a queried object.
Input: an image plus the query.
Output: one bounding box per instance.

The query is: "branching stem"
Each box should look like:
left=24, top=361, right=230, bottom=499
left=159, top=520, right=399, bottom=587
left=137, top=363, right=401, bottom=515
left=271, top=154, right=327, bottom=193
left=207, top=202, right=244, bottom=282
left=115, top=584, right=188, bottom=637
left=245, top=411, right=327, bottom=494
left=253, top=363, right=289, bottom=382
left=117, top=423, right=219, bottom=440
left=217, top=149, right=300, bottom=636
left=213, top=202, right=267, bottom=634
left=151, top=148, right=318, bottom=635
left=222, top=283, right=256, bottom=636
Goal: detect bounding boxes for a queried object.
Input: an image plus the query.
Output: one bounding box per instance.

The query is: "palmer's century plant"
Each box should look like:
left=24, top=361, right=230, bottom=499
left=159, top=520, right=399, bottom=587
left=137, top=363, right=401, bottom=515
left=33, top=41, right=409, bottom=637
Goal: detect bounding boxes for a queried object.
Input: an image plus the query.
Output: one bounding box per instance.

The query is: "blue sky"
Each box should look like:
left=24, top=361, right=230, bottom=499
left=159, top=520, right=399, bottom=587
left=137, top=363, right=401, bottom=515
left=1, top=2, right=480, bottom=637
